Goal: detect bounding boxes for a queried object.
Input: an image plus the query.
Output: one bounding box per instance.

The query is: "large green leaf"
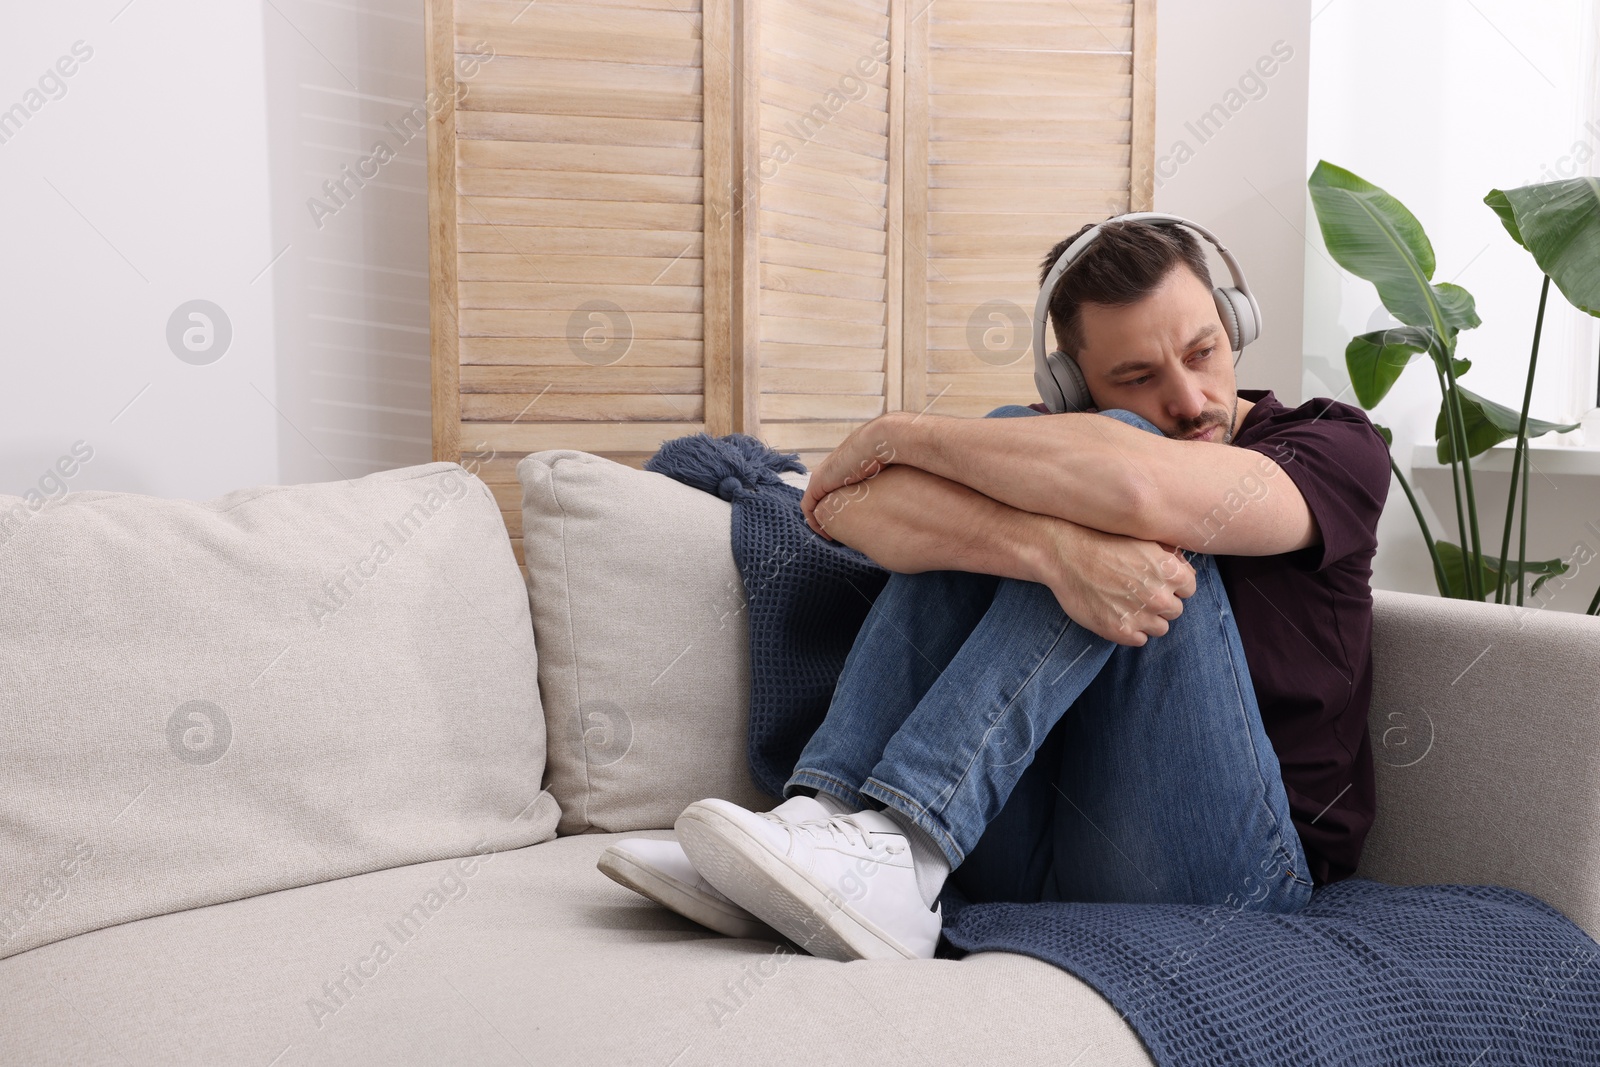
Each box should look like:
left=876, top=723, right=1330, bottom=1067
left=1309, top=161, right=1482, bottom=335
left=1345, top=327, right=1431, bottom=408
left=1436, top=540, right=1568, bottom=601
left=1433, top=386, right=1581, bottom=462
left=1485, top=179, right=1600, bottom=316
left=1345, top=325, right=1468, bottom=408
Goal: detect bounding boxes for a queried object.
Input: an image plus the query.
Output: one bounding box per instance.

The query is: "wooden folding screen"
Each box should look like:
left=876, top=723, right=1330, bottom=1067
left=426, top=0, right=1155, bottom=571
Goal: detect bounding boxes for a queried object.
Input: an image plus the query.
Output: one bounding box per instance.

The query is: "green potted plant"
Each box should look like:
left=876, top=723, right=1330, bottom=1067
left=1307, top=161, right=1599, bottom=613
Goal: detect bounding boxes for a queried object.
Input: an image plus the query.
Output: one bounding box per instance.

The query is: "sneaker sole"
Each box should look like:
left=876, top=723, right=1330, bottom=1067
left=675, top=804, right=922, bottom=962
left=597, top=845, right=779, bottom=941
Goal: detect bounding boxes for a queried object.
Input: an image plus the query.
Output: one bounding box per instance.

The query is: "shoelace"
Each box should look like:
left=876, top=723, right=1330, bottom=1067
left=772, top=811, right=906, bottom=855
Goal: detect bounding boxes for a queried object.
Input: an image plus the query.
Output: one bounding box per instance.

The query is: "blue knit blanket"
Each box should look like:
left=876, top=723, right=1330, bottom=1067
left=645, top=432, right=1600, bottom=1066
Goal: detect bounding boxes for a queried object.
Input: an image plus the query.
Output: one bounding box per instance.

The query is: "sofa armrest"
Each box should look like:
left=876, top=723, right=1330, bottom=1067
left=1357, top=588, right=1600, bottom=938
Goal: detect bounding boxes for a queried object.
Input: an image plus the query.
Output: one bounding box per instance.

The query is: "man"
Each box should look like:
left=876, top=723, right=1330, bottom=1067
left=608, top=218, right=1392, bottom=963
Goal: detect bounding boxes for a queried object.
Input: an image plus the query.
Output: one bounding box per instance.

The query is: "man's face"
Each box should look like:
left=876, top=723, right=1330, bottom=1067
left=1072, top=264, right=1240, bottom=443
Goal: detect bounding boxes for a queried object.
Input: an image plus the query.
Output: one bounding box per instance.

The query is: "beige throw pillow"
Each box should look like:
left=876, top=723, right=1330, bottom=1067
left=0, top=461, right=559, bottom=961
left=518, top=450, right=806, bottom=834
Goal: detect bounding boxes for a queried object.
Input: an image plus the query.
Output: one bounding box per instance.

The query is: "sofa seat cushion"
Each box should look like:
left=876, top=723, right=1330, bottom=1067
left=0, top=831, right=1152, bottom=1066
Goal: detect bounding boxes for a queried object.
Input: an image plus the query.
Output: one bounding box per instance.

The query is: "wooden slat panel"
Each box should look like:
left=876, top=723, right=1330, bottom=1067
left=932, top=164, right=1131, bottom=189
left=462, top=337, right=704, bottom=366
left=760, top=315, right=883, bottom=349
left=461, top=197, right=701, bottom=229
left=762, top=368, right=885, bottom=394
left=759, top=341, right=886, bottom=371
left=427, top=0, right=460, bottom=464
left=900, top=2, right=930, bottom=418
left=430, top=0, right=1150, bottom=566
left=454, top=23, right=702, bottom=67
left=460, top=366, right=704, bottom=392
left=457, top=225, right=701, bottom=257
left=932, top=50, right=1129, bottom=83
left=760, top=262, right=886, bottom=302
left=930, top=24, right=1133, bottom=52
left=461, top=309, right=704, bottom=339
left=760, top=211, right=886, bottom=256
left=459, top=169, right=702, bottom=202
left=458, top=281, right=703, bottom=313
left=459, top=252, right=702, bottom=286
left=760, top=393, right=884, bottom=420
left=883, top=0, right=905, bottom=413
left=458, top=0, right=702, bottom=35
left=929, top=138, right=1129, bottom=166
left=472, top=421, right=706, bottom=452
left=758, top=130, right=887, bottom=181
left=760, top=288, right=886, bottom=325
left=467, top=54, right=702, bottom=97
left=761, top=182, right=887, bottom=230
left=430, top=0, right=727, bottom=471
left=462, top=393, right=704, bottom=421
left=756, top=32, right=891, bottom=91
left=754, top=0, right=894, bottom=437
left=703, top=0, right=735, bottom=435
left=930, top=93, right=1131, bottom=122
left=1129, top=0, right=1157, bottom=211
left=759, top=420, right=881, bottom=451
left=902, top=0, right=1148, bottom=417
left=761, top=73, right=890, bottom=135
left=759, top=102, right=890, bottom=159
left=463, top=0, right=701, bottom=13
left=930, top=116, right=1128, bottom=143
left=458, top=136, right=705, bottom=176
left=458, top=110, right=702, bottom=148
left=762, top=235, right=885, bottom=276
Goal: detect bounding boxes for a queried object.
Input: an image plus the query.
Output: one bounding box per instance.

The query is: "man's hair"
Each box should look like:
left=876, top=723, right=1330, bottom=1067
left=1037, top=219, right=1214, bottom=359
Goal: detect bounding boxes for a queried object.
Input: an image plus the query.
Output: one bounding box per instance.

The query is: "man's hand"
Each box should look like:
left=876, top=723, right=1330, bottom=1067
left=801, top=412, right=908, bottom=541
left=1030, top=520, right=1197, bottom=646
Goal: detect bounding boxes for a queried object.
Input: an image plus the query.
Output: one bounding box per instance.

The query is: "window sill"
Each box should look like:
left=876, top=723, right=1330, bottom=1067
left=1407, top=417, right=1600, bottom=478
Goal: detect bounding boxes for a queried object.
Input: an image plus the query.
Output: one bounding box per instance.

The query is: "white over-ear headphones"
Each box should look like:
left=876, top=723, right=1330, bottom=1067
left=1032, top=212, right=1262, bottom=414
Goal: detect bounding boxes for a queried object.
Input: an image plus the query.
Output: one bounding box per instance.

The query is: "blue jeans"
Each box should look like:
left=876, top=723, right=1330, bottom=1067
left=783, top=405, right=1315, bottom=913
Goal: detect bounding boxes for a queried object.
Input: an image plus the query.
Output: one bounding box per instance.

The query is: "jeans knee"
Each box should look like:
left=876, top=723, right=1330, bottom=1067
left=1093, top=407, right=1164, bottom=436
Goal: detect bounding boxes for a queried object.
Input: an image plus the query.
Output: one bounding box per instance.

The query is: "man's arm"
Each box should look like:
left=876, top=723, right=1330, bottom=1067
left=869, top=410, right=1319, bottom=558
left=812, top=463, right=1041, bottom=582
left=812, top=464, right=1196, bottom=646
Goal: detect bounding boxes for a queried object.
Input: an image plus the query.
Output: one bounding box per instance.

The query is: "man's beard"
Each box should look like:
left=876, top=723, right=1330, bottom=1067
left=1170, top=396, right=1239, bottom=442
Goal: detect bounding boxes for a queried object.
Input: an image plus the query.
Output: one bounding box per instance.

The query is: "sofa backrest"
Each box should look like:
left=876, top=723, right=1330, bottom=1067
left=1359, top=588, right=1600, bottom=939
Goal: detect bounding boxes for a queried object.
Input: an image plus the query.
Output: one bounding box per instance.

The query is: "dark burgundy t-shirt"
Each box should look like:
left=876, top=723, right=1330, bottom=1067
left=1027, top=388, right=1392, bottom=885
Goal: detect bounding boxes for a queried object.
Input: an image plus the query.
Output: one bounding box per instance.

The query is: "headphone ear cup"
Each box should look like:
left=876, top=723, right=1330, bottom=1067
left=1213, top=287, right=1258, bottom=352
left=1047, top=350, right=1092, bottom=412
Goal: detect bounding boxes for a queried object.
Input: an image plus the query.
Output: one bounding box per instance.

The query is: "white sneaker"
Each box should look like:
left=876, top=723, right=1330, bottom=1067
left=675, top=798, right=943, bottom=962
left=596, top=794, right=832, bottom=940
left=598, top=837, right=779, bottom=940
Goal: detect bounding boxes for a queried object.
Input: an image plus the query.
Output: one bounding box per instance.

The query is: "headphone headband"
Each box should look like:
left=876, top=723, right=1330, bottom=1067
left=1031, top=212, right=1261, bottom=413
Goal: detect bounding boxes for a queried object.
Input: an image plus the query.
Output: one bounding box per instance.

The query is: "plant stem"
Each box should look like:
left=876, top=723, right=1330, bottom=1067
left=1493, top=452, right=1522, bottom=605
left=1518, top=437, right=1531, bottom=607
left=1587, top=581, right=1600, bottom=616
left=1435, top=365, right=1475, bottom=598
left=1495, top=274, right=1550, bottom=604
left=1389, top=453, right=1449, bottom=596
left=1445, top=362, right=1485, bottom=600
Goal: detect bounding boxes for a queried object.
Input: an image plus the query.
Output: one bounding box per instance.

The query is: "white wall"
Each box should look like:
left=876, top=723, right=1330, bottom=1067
left=1153, top=0, right=1312, bottom=405
left=1304, top=0, right=1600, bottom=610
left=0, top=3, right=280, bottom=501
left=0, top=0, right=438, bottom=503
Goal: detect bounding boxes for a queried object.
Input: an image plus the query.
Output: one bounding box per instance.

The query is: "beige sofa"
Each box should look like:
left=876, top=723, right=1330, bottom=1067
left=2, top=456, right=1597, bottom=1066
